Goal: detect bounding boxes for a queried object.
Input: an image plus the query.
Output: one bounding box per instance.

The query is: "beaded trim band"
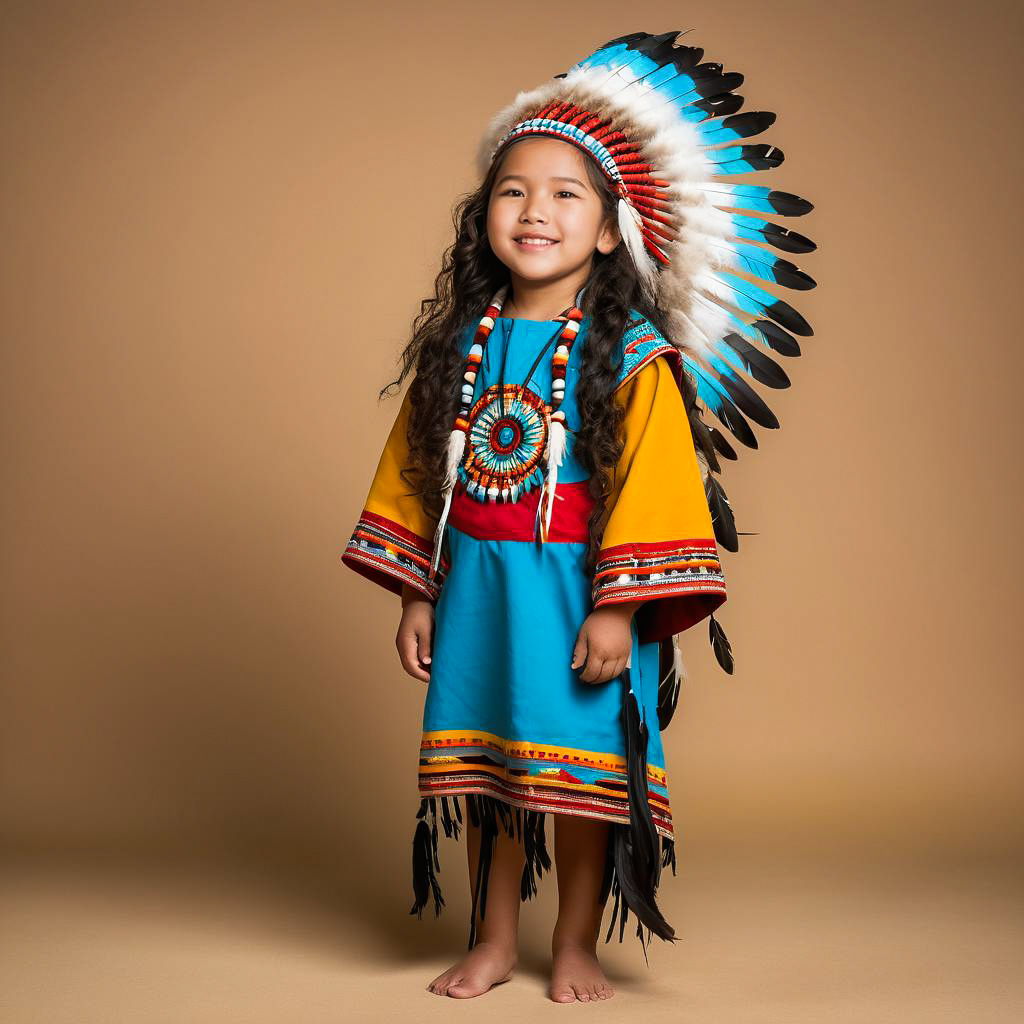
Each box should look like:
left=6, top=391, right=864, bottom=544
left=428, top=284, right=584, bottom=577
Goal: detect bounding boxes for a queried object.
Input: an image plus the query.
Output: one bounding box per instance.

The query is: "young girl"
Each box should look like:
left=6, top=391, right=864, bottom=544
left=342, top=31, right=815, bottom=1003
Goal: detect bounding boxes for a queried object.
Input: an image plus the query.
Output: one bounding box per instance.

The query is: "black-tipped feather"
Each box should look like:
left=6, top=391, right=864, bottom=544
left=753, top=318, right=803, bottom=357
left=766, top=190, right=814, bottom=217
left=698, top=92, right=744, bottom=117
left=756, top=294, right=812, bottom=337
left=721, top=332, right=791, bottom=388
left=720, top=110, right=776, bottom=139
left=758, top=222, right=817, bottom=254
left=769, top=260, right=817, bottom=291
left=722, top=143, right=784, bottom=171
left=717, top=369, right=780, bottom=429
left=713, top=392, right=759, bottom=450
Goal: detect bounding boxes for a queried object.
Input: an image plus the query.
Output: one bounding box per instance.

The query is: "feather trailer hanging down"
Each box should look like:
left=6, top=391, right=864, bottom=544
left=409, top=794, right=553, bottom=952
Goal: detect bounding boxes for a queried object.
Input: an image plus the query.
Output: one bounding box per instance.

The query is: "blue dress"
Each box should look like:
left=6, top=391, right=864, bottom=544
left=343, top=310, right=727, bottom=952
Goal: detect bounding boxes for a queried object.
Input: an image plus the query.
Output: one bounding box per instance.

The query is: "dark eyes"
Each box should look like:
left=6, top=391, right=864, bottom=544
left=499, top=188, right=579, bottom=199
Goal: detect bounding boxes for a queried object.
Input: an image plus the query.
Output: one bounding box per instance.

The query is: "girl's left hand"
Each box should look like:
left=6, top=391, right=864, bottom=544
left=571, top=603, right=640, bottom=684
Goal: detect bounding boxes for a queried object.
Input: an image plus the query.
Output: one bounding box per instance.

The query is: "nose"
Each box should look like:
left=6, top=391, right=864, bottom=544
left=520, top=194, right=549, bottom=223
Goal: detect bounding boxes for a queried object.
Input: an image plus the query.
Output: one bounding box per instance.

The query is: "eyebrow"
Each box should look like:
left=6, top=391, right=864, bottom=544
left=495, top=174, right=588, bottom=189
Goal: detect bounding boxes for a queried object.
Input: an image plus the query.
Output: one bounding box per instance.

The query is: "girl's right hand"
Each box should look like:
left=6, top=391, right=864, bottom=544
left=397, top=585, right=434, bottom=682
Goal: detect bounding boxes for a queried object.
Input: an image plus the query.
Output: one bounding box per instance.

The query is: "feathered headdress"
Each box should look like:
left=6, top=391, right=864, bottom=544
left=475, top=29, right=817, bottom=674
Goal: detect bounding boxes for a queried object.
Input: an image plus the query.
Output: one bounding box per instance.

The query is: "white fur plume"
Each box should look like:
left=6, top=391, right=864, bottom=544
left=542, top=417, right=567, bottom=535
left=617, top=196, right=659, bottom=303
left=429, top=428, right=466, bottom=577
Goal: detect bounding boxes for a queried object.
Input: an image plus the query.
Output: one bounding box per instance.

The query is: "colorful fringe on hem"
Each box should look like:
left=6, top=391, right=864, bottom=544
left=409, top=668, right=679, bottom=964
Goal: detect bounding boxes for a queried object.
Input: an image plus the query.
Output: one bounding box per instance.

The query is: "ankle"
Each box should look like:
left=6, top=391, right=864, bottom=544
left=473, top=936, right=519, bottom=961
left=551, top=925, right=600, bottom=954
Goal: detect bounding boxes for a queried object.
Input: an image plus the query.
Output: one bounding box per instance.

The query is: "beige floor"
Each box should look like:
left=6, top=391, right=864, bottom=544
left=1, top=854, right=1020, bottom=1023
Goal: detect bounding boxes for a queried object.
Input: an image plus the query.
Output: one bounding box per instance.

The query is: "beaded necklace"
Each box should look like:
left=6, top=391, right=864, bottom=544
left=428, top=283, right=585, bottom=577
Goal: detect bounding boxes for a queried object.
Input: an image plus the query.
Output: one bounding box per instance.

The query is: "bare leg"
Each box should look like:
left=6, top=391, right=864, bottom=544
left=549, top=813, right=615, bottom=1003
left=426, top=803, right=527, bottom=998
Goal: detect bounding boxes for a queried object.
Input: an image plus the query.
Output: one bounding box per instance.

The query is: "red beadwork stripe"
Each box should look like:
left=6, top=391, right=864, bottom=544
left=356, top=510, right=434, bottom=553
left=420, top=771, right=673, bottom=819
left=418, top=776, right=674, bottom=838
left=341, top=510, right=450, bottom=601
left=591, top=537, right=726, bottom=643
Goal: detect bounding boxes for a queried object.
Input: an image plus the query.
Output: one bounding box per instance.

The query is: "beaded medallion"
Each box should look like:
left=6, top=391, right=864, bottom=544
left=457, top=382, right=549, bottom=503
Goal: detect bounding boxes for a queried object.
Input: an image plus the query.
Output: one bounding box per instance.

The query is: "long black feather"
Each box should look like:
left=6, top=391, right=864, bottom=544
left=467, top=795, right=498, bottom=950
left=707, top=424, right=738, bottom=461
left=613, top=670, right=676, bottom=944
left=657, top=637, right=681, bottom=731
left=709, top=613, right=735, bottom=673
left=706, top=474, right=738, bottom=552
left=410, top=798, right=445, bottom=918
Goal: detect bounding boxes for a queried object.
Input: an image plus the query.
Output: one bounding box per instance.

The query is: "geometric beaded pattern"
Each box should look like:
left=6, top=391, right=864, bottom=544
left=614, top=314, right=684, bottom=391
left=418, top=728, right=674, bottom=841
left=591, top=538, right=725, bottom=608
left=343, top=510, right=449, bottom=603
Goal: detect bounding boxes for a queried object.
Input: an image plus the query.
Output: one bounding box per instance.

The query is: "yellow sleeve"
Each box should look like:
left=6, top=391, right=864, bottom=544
left=341, top=385, right=447, bottom=603
left=593, top=354, right=727, bottom=644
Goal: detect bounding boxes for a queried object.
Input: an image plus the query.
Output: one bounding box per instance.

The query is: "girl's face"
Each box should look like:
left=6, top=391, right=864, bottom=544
left=486, top=137, right=620, bottom=289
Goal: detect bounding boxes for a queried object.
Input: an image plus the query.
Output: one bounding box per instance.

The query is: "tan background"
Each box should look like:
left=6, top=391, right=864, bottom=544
left=1, top=1, right=1021, bottom=1021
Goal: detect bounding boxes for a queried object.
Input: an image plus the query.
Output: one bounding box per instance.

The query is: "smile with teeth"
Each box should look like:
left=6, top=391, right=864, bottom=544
left=514, top=236, right=558, bottom=248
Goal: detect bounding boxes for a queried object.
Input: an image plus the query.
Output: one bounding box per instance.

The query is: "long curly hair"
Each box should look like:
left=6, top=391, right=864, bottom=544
left=381, top=139, right=710, bottom=577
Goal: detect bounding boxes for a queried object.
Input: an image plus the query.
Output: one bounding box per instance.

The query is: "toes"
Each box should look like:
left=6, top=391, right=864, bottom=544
left=448, top=980, right=483, bottom=999
left=574, top=985, right=590, bottom=1002
left=429, top=974, right=453, bottom=996
left=441, top=976, right=463, bottom=997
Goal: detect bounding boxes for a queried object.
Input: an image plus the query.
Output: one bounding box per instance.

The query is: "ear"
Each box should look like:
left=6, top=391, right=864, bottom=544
left=596, top=213, right=621, bottom=255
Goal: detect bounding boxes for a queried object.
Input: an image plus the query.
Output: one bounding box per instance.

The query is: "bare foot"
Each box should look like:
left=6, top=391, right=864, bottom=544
left=426, top=940, right=517, bottom=998
left=549, top=943, right=614, bottom=1002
